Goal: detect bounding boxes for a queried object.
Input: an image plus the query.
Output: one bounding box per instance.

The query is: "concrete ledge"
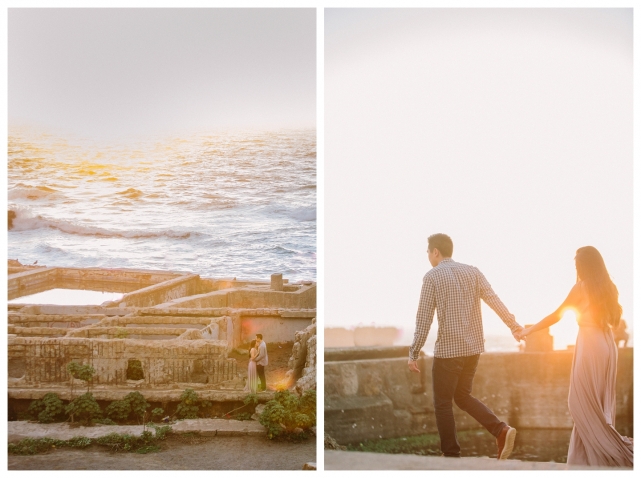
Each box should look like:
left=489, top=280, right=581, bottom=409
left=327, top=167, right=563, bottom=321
left=170, top=418, right=266, bottom=436
left=16, top=305, right=135, bottom=316
left=325, top=346, right=413, bottom=362
left=8, top=388, right=276, bottom=403
left=8, top=418, right=266, bottom=443
left=324, top=450, right=619, bottom=470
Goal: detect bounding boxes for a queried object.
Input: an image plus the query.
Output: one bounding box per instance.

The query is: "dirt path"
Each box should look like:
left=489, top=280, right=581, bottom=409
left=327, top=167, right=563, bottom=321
left=8, top=434, right=316, bottom=470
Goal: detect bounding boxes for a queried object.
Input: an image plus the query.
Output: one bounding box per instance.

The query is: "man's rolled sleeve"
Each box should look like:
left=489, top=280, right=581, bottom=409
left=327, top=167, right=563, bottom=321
left=409, top=275, right=436, bottom=361
left=476, top=268, right=521, bottom=332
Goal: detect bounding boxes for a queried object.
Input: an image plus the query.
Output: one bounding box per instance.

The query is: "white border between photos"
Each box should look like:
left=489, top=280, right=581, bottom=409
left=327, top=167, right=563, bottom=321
left=2, top=0, right=640, bottom=476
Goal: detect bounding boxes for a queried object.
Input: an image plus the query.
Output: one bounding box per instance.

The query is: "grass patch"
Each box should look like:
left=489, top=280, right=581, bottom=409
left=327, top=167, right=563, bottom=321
left=346, top=430, right=482, bottom=455
left=8, top=425, right=172, bottom=456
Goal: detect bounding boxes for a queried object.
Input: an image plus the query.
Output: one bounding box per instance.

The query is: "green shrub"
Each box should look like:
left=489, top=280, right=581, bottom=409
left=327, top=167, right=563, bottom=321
left=65, top=392, right=102, bottom=424
left=125, top=391, right=149, bottom=422
left=105, top=392, right=150, bottom=424
left=176, top=389, right=212, bottom=419
left=67, top=362, right=96, bottom=394
left=259, top=389, right=316, bottom=440
left=151, top=408, right=165, bottom=421
left=105, top=399, right=131, bottom=422
left=28, top=393, right=65, bottom=423
left=243, top=393, right=259, bottom=406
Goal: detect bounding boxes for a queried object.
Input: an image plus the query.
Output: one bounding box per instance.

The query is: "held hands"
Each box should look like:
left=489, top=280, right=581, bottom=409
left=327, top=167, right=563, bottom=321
left=513, top=326, right=531, bottom=342
left=512, top=326, right=525, bottom=342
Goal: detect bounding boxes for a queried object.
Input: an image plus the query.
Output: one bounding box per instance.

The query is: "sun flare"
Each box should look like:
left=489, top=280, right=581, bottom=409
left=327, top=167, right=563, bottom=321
left=550, top=308, right=580, bottom=351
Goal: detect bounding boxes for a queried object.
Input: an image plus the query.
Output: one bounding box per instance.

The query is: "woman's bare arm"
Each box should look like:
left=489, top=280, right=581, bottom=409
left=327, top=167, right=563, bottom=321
left=523, top=282, right=582, bottom=337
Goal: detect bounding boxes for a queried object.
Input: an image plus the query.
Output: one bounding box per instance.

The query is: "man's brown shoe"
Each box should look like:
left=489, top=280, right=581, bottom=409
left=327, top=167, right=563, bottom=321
left=496, top=426, right=516, bottom=460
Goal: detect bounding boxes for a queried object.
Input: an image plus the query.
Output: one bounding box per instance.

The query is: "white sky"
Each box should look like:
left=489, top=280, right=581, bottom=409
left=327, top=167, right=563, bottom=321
left=8, top=8, right=316, bottom=139
left=325, top=8, right=633, bottom=349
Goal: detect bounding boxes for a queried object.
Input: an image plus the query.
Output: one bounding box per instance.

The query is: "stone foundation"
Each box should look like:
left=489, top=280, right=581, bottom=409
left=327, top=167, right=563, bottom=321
left=8, top=261, right=316, bottom=402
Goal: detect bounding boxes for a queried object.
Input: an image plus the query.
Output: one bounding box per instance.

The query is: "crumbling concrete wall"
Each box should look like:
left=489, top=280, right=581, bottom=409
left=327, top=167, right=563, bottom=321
left=227, top=285, right=316, bottom=309
left=160, top=284, right=317, bottom=310
left=9, top=266, right=186, bottom=302
left=7, top=262, right=316, bottom=399
left=113, top=274, right=204, bottom=308
left=8, top=268, right=58, bottom=300
left=239, top=311, right=315, bottom=344
left=324, top=348, right=633, bottom=445
left=8, top=336, right=235, bottom=386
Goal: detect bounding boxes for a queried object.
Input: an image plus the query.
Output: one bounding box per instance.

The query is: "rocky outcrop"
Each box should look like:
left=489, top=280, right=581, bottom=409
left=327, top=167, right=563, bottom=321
left=324, top=433, right=346, bottom=450
left=281, top=318, right=316, bottom=392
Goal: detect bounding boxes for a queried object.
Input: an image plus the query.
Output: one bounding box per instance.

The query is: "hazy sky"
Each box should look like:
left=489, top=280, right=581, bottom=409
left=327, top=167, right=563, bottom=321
left=8, top=8, right=316, bottom=139
left=325, top=8, right=632, bottom=350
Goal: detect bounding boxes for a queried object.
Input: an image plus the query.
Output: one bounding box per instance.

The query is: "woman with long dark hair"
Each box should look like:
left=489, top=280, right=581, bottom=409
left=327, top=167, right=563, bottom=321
left=518, top=246, right=633, bottom=467
left=244, top=340, right=259, bottom=394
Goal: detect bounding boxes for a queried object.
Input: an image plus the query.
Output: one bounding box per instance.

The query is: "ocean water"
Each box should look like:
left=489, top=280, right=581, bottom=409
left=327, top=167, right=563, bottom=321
left=8, top=128, right=316, bottom=282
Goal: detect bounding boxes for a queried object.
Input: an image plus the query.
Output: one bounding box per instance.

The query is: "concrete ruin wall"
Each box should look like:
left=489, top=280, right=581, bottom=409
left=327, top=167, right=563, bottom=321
left=9, top=266, right=185, bottom=301
left=7, top=263, right=316, bottom=400
left=8, top=337, right=235, bottom=387
left=161, top=284, right=316, bottom=310
left=112, top=274, right=205, bottom=308
left=324, top=348, right=633, bottom=445
left=238, top=310, right=315, bottom=344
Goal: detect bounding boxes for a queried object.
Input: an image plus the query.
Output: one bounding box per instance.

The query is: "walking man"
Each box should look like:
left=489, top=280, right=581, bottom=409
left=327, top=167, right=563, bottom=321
left=254, top=333, right=268, bottom=392
left=408, top=233, right=523, bottom=459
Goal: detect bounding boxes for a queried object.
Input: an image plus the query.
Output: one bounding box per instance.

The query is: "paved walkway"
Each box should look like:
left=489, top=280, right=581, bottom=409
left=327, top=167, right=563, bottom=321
left=8, top=418, right=265, bottom=442
left=9, top=435, right=315, bottom=470
left=325, top=450, right=621, bottom=470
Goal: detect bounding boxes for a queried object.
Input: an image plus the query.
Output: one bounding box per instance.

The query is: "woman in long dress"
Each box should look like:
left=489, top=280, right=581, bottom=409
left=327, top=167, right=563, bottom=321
left=519, top=246, right=633, bottom=467
left=245, top=340, right=260, bottom=394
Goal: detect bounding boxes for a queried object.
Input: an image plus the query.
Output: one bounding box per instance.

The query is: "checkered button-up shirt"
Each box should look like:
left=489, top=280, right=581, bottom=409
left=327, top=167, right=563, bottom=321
left=409, top=258, right=521, bottom=360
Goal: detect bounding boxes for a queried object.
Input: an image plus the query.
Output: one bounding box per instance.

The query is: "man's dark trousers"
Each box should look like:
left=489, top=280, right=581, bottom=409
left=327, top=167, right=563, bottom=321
left=432, top=354, right=506, bottom=457
left=256, top=365, right=266, bottom=391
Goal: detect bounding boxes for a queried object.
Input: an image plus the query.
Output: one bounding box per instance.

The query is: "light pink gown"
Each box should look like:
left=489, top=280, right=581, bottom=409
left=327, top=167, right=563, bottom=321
left=567, top=287, right=633, bottom=467
left=244, top=348, right=259, bottom=394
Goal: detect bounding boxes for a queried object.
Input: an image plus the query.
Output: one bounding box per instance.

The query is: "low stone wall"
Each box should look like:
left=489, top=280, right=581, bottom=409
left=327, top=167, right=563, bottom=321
left=324, top=348, right=633, bottom=445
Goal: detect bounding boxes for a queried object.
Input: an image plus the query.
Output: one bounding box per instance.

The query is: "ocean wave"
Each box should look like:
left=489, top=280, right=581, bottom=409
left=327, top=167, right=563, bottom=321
left=259, top=204, right=316, bottom=222
left=272, top=245, right=298, bottom=255
left=8, top=207, right=195, bottom=240
left=8, top=185, right=61, bottom=200
left=117, top=188, right=143, bottom=198
left=289, top=206, right=316, bottom=222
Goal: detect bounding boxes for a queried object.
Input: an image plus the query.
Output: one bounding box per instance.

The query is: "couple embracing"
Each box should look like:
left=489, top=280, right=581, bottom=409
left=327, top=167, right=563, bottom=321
left=408, top=233, right=633, bottom=467
left=245, top=333, right=268, bottom=394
